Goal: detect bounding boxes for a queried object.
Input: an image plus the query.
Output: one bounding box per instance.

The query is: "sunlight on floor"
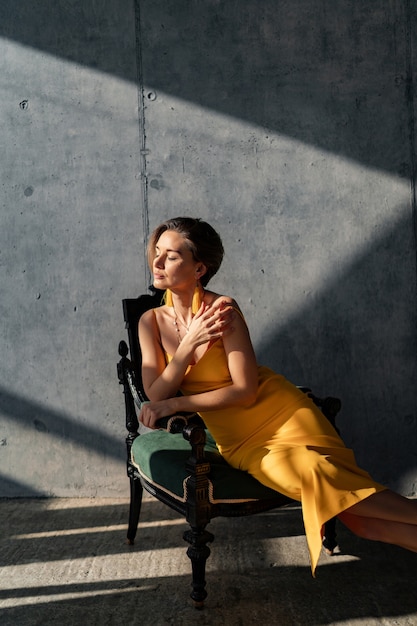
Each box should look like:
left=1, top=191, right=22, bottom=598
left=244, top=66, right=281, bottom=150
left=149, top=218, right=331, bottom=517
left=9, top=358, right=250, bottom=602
left=11, top=517, right=186, bottom=540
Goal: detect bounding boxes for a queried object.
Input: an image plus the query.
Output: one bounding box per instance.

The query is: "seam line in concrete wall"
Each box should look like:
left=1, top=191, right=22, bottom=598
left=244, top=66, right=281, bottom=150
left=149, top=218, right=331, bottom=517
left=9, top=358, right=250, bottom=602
left=135, top=0, right=150, bottom=285
left=405, top=0, right=417, bottom=288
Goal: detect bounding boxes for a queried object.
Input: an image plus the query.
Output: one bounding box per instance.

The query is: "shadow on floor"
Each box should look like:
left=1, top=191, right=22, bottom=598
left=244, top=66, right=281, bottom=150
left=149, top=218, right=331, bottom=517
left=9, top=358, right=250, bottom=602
left=0, top=498, right=416, bottom=626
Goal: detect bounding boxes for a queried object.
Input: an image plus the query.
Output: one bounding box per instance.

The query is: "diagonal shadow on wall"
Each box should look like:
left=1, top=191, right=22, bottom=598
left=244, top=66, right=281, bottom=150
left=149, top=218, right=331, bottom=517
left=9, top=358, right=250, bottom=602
left=0, top=472, right=45, bottom=498
left=0, top=0, right=415, bottom=178
left=0, top=387, right=124, bottom=459
left=256, top=207, right=417, bottom=490
left=0, top=387, right=125, bottom=496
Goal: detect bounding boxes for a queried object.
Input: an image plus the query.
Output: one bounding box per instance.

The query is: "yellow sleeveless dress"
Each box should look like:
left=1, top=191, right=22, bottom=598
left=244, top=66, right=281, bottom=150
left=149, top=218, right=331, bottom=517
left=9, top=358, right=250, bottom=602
left=165, top=337, right=386, bottom=575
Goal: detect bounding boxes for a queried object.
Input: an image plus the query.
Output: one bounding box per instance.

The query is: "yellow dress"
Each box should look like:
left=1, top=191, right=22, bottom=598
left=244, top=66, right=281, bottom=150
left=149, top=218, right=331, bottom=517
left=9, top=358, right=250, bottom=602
left=165, top=337, right=386, bottom=575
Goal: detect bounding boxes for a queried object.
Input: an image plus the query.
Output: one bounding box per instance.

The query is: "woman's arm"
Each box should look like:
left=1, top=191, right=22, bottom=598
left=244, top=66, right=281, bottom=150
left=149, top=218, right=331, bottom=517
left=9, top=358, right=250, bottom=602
left=139, top=300, right=259, bottom=428
left=139, top=308, right=196, bottom=401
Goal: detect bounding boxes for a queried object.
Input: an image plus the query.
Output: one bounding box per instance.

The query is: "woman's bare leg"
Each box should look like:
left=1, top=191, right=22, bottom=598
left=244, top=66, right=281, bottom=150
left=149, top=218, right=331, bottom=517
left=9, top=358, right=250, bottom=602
left=337, top=489, right=417, bottom=552
left=345, top=489, right=417, bottom=522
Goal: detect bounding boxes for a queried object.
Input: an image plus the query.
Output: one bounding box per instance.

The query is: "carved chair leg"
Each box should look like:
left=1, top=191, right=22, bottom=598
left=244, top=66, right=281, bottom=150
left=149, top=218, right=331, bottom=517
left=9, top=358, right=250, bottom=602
left=127, top=476, right=143, bottom=545
left=183, top=527, right=214, bottom=609
left=323, top=517, right=338, bottom=554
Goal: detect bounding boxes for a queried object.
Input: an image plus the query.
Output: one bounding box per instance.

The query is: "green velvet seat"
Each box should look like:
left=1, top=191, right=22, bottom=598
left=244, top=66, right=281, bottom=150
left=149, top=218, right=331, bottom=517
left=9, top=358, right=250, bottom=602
left=131, top=429, right=283, bottom=503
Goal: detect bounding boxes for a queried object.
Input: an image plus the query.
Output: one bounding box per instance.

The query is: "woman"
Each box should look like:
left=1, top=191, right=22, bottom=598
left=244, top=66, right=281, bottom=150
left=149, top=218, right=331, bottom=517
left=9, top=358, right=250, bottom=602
left=138, top=216, right=417, bottom=575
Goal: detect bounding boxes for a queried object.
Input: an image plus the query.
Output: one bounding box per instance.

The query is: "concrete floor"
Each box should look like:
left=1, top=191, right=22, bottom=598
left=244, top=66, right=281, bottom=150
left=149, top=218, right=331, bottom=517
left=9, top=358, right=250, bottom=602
left=0, top=496, right=416, bottom=626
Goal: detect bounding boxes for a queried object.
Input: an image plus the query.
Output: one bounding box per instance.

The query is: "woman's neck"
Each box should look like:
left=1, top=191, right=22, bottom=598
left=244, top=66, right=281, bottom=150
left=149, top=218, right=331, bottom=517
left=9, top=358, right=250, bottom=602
left=166, top=285, right=204, bottom=314
left=171, top=294, right=194, bottom=328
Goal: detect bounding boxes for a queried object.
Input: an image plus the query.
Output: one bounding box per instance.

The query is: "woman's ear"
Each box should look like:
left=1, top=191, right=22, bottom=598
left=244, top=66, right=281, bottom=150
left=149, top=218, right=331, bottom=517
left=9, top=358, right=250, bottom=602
left=195, top=264, right=207, bottom=279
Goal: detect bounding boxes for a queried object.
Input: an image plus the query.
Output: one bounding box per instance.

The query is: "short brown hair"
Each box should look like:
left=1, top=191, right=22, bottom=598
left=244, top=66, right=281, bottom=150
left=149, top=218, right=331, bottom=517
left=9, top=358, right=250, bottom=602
left=147, top=217, right=224, bottom=286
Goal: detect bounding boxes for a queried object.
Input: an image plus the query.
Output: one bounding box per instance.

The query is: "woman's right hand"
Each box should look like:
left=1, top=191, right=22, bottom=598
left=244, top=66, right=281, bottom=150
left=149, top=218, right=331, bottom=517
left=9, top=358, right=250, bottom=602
left=185, top=299, right=235, bottom=347
left=139, top=398, right=178, bottom=429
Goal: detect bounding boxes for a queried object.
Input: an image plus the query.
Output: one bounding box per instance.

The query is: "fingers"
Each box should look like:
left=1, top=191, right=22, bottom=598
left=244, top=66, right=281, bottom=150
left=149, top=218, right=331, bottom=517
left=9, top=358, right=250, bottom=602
left=204, top=301, right=233, bottom=321
left=207, top=304, right=234, bottom=329
left=139, top=399, right=175, bottom=429
left=190, top=300, right=235, bottom=342
left=205, top=309, right=234, bottom=339
left=139, top=401, right=157, bottom=429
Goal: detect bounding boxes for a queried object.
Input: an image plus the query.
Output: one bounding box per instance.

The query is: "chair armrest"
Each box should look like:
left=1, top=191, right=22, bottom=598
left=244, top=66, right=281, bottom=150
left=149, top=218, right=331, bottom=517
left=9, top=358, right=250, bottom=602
left=117, top=340, right=142, bottom=436
left=157, top=412, right=205, bottom=433
left=118, top=340, right=145, bottom=409
left=183, top=421, right=207, bottom=453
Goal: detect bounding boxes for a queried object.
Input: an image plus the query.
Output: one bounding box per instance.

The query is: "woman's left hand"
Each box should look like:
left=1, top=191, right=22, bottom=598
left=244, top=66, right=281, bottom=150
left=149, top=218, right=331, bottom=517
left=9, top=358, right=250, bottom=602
left=139, top=399, right=176, bottom=429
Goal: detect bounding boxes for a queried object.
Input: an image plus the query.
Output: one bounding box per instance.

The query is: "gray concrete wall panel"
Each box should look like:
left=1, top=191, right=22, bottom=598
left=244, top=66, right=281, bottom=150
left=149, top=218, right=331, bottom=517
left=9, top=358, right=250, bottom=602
left=0, top=1, right=145, bottom=496
left=0, top=1, right=415, bottom=496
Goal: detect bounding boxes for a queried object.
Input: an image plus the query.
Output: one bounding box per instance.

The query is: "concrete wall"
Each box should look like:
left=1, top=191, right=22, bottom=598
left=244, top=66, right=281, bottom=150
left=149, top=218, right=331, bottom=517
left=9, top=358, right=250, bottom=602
left=0, top=1, right=144, bottom=496
left=1, top=1, right=416, bottom=497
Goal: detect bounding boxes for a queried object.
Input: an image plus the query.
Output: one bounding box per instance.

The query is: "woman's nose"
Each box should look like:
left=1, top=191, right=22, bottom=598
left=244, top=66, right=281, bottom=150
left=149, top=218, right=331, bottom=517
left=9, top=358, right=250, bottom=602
left=154, top=255, right=164, bottom=269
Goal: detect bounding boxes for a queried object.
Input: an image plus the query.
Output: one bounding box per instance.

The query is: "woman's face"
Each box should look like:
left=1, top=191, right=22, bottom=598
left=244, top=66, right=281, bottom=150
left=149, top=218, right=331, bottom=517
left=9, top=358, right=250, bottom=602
left=152, top=230, right=203, bottom=292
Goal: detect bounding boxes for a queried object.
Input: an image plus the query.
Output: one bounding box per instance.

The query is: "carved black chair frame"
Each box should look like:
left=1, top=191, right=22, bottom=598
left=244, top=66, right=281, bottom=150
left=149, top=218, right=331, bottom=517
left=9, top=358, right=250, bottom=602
left=117, top=287, right=341, bottom=608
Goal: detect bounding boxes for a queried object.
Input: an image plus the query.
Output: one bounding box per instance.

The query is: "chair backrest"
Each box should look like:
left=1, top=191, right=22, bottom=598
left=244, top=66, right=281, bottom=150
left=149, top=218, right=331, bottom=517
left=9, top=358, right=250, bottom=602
left=122, top=287, right=165, bottom=386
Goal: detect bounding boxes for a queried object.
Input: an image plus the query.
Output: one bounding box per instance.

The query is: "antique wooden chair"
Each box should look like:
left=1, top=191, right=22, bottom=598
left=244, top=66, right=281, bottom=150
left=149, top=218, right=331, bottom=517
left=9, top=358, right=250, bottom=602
left=117, top=287, right=341, bottom=608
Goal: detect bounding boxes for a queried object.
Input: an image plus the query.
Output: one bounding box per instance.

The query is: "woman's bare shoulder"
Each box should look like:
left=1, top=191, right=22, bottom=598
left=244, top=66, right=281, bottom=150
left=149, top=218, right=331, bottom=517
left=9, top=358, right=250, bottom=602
left=204, top=290, right=238, bottom=308
left=140, top=304, right=172, bottom=323
left=139, top=308, right=154, bottom=325
left=139, top=306, right=169, bottom=331
left=205, top=292, right=243, bottom=316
